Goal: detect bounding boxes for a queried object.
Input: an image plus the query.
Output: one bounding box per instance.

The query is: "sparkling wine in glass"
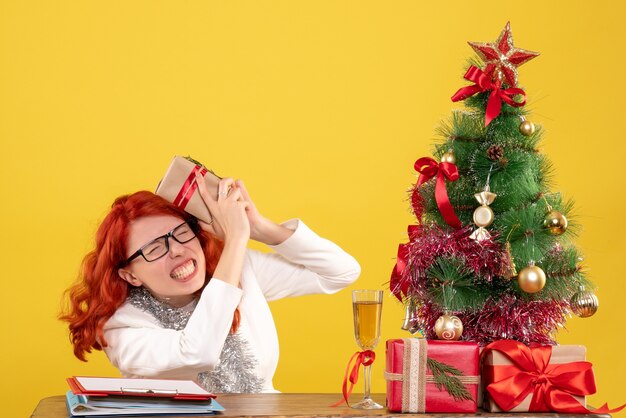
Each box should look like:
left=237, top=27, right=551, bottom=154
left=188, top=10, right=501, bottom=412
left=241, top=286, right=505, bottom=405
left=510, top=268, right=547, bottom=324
left=351, top=289, right=383, bottom=409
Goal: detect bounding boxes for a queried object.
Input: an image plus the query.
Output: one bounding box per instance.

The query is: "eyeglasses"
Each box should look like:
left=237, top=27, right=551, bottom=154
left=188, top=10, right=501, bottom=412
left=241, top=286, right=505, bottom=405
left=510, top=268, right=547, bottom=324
left=123, top=220, right=198, bottom=266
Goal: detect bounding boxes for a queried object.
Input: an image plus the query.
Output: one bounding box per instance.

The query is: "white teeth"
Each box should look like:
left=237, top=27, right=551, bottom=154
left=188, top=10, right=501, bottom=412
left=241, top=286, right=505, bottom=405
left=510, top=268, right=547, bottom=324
left=171, top=260, right=195, bottom=280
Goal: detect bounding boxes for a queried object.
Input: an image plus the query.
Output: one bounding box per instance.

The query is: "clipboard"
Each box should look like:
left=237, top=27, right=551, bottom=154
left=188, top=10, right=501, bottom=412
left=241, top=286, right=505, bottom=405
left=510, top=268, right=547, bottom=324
left=67, top=376, right=216, bottom=401
left=65, top=391, right=225, bottom=417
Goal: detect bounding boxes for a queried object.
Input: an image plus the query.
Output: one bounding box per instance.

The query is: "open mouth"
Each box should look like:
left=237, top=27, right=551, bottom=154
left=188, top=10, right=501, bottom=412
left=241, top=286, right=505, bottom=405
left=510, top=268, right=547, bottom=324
left=170, top=259, right=197, bottom=281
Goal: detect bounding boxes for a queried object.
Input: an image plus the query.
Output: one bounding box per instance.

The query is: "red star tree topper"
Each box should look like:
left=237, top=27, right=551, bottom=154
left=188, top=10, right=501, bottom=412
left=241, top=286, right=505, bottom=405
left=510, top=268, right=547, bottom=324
left=469, top=21, right=539, bottom=87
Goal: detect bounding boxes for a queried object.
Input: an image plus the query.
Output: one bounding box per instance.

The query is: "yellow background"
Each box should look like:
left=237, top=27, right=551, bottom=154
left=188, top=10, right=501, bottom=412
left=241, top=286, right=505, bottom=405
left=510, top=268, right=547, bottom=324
left=1, top=1, right=624, bottom=416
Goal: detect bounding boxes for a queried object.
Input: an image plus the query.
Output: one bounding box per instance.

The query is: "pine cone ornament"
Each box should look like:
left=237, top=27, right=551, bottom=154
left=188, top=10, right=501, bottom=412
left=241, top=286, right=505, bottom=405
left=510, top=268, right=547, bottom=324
left=487, top=145, right=504, bottom=161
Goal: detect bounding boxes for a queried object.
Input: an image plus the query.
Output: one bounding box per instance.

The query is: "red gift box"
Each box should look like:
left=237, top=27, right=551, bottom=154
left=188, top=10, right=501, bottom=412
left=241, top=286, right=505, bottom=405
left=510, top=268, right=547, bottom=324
left=385, top=338, right=479, bottom=413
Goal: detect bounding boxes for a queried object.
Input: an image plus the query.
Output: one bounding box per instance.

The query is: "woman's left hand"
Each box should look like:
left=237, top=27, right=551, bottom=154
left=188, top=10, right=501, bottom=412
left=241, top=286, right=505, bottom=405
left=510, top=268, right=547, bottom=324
left=235, top=180, right=294, bottom=245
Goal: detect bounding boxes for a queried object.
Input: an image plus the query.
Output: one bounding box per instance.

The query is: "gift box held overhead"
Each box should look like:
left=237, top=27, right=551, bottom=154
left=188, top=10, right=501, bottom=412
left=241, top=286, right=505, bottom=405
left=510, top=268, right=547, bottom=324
left=385, top=338, right=479, bottom=413
left=155, top=156, right=220, bottom=224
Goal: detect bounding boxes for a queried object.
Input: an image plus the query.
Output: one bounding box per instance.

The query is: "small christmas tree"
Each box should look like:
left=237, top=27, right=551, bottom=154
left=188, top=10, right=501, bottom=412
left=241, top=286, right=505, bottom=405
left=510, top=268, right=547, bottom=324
left=391, top=22, right=599, bottom=345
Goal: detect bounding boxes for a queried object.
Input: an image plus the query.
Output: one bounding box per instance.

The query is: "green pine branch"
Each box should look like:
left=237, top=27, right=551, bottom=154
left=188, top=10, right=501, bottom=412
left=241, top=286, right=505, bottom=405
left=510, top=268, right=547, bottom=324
left=419, top=105, right=552, bottom=229
left=427, top=358, right=474, bottom=402
left=184, top=155, right=204, bottom=166
left=436, top=110, right=486, bottom=146
left=532, top=245, right=592, bottom=300
left=425, top=257, right=489, bottom=311
left=184, top=156, right=222, bottom=179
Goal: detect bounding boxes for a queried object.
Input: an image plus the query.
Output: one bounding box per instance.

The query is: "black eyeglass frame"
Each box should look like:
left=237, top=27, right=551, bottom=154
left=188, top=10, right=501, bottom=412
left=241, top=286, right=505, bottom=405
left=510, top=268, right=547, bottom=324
left=121, top=219, right=199, bottom=266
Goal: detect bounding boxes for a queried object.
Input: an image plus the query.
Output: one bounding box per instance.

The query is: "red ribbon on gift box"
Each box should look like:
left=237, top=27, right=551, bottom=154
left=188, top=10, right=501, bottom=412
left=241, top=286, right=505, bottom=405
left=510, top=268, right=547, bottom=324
left=483, top=340, right=625, bottom=414
left=414, top=157, right=462, bottom=230
left=451, top=66, right=526, bottom=126
left=173, top=164, right=208, bottom=210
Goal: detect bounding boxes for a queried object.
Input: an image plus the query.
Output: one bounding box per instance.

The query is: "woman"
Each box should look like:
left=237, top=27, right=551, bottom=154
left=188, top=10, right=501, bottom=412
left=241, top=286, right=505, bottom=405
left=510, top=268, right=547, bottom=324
left=61, top=175, right=360, bottom=393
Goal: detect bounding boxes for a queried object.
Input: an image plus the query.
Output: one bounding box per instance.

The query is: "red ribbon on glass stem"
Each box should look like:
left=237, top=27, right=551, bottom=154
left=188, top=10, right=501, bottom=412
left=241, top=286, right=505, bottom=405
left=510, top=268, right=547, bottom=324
left=331, top=350, right=375, bottom=407
left=414, top=157, right=462, bottom=230
left=483, top=340, right=625, bottom=414
left=451, top=66, right=526, bottom=126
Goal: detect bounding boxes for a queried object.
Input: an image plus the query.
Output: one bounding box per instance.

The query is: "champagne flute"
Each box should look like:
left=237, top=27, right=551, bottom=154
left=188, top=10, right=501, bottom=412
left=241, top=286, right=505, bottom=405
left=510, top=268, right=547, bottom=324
left=351, top=289, right=383, bottom=409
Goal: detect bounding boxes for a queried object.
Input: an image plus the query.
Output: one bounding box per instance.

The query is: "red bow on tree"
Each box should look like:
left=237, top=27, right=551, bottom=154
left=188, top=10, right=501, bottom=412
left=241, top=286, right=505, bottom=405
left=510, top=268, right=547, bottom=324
left=390, top=226, right=419, bottom=301
left=451, top=66, right=526, bottom=126
left=414, top=157, right=462, bottom=230
left=483, top=340, right=625, bottom=414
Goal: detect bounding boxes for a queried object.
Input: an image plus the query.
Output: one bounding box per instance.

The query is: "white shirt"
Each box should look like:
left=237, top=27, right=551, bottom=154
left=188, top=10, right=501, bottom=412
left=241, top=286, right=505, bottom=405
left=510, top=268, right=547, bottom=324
left=102, top=219, right=360, bottom=392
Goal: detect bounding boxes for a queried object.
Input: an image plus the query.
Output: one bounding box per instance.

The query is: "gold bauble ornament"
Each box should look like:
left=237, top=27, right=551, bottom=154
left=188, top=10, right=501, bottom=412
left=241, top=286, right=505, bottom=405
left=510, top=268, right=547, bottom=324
left=519, top=119, right=535, bottom=136
left=434, top=314, right=463, bottom=340
left=570, top=286, right=599, bottom=318
left=543, top=210, right=568, bottom=235
left=441, top=151, right=456, bottom=165
left=517, top=263, right=546, bottom=293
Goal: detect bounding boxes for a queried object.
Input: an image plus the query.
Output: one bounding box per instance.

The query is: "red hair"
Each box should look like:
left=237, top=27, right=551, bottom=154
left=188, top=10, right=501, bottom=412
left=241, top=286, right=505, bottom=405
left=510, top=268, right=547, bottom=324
left=60, top=191, right=234, bottom=361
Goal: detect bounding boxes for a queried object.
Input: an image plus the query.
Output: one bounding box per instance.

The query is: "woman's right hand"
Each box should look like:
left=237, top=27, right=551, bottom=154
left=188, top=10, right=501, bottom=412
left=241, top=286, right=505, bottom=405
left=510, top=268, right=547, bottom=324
left=195, top=174, right=250, bottom=245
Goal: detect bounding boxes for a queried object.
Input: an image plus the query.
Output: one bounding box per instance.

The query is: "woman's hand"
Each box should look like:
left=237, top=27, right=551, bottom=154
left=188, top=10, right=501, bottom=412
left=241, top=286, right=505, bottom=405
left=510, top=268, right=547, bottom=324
left=235, top=180, right=294, bottom=246
left=195, top=174, right=249, bottom=287
left=195, top=174, right=250, bottom=245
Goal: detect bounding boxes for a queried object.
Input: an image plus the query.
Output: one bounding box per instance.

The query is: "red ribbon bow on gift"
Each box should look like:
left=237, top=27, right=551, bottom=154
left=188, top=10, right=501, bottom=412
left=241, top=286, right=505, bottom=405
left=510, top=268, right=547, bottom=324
left=483, top=340, right=625, bottom=414
left=451, top=66, right=526, bottom=126
left=414, top=157, right=462, bottom=230
left=331, top=350, right=375, bottom=407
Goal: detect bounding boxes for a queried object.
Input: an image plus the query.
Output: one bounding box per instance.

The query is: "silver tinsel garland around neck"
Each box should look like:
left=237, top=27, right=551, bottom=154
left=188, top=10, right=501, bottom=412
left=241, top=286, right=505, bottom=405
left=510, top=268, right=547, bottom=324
left=127, top=286, right=264, bottom=393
